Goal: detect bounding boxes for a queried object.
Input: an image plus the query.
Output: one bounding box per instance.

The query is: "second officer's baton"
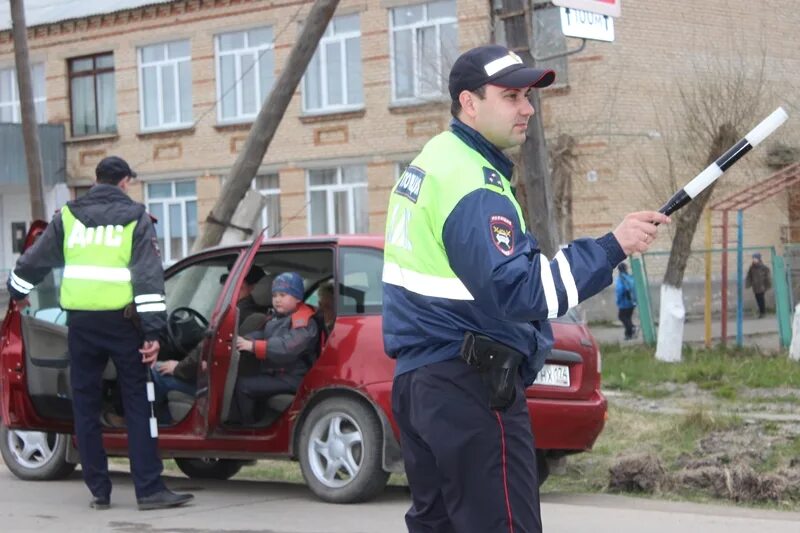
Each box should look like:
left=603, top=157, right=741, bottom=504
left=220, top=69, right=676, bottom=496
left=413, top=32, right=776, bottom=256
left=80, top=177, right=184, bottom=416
left=657, top=107, right=789, bottom=217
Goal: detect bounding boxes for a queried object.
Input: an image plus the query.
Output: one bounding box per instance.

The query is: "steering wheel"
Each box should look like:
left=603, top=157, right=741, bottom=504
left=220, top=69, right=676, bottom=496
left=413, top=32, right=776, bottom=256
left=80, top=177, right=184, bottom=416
left=166, top=307, right=209, bottom=357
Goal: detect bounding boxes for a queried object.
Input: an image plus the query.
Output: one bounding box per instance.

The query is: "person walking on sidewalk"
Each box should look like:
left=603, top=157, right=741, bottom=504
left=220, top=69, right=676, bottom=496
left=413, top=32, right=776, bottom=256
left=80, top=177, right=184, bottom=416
left=746, top=252, right=771, bottom=318
left=615, top=263, right=637, bottom=340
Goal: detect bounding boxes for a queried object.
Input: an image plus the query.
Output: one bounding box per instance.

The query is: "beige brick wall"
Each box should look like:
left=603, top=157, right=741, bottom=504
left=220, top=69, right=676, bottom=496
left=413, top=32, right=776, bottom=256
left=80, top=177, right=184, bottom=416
left=0, top=0, right=797, bottom=266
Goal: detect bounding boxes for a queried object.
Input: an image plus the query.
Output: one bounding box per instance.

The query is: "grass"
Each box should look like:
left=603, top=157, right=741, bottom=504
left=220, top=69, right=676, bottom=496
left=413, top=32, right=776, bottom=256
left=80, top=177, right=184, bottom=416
left=600, top=344, right=800, bottom=399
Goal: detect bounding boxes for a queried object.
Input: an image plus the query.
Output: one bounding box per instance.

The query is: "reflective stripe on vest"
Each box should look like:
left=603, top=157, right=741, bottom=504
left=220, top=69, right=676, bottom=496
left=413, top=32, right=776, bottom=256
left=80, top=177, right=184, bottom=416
left=60, top=206, right=137, bottom=311
left=383, top=131, right=525, bottom=301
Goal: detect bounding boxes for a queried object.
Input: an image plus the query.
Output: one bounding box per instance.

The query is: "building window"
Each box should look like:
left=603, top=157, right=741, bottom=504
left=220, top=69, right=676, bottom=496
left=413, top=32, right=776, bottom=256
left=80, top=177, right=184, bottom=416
left=390, top=0, right=457, bottom=101
left=68, top=53, right=116, bottom=137
left=0, top=63, right=46, bottom=123
left=146, top=180, right=197, bottom=264
left=73, top=186, right=92, bottom=199
left=215, top=27, right=274, bottom=123
left=303, top=14, right=363, bottom=113
left=138, top=40, right=192, bottom=131
left=395, top=161, right=413, bottom=182
left=254, top=174, right=281, bottom=237
left=307, top=166, right=368, bottom=235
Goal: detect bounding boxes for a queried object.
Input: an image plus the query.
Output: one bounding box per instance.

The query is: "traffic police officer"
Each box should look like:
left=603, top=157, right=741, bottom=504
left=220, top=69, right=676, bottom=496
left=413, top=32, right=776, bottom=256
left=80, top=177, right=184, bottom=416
left=382, top=45, right=669, bottom=532
left=6, top=156, right=193, bottom=511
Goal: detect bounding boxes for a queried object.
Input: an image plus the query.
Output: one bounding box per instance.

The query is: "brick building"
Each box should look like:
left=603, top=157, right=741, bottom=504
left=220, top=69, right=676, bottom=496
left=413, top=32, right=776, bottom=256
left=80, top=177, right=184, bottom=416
left=0, top=0, right=797, bottom=276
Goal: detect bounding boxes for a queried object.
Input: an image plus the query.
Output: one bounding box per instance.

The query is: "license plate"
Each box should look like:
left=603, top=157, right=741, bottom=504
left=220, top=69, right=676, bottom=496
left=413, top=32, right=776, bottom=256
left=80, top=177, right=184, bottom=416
left=534, top=364, right=571, bottom=388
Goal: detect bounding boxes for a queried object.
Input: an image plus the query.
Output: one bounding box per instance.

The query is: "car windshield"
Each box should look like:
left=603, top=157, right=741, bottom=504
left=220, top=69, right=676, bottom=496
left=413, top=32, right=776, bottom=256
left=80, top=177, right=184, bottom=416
left=551, top=306, right=585, bottom=325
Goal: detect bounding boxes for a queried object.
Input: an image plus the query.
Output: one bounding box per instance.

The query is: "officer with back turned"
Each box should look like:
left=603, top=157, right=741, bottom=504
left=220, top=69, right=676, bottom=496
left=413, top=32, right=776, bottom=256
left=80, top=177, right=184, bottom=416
left=7, top=156, right=193, bottom=511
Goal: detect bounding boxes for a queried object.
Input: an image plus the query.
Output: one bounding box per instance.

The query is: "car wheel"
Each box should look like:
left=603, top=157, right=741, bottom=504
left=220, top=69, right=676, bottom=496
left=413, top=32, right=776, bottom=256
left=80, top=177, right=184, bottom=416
left=536, top=449, right=550, bottom=486
left=0, top=423, right=76, bottom=481
left=298, top=397, right=389, bottom=503
left=174, top=457, right=244, bottom=480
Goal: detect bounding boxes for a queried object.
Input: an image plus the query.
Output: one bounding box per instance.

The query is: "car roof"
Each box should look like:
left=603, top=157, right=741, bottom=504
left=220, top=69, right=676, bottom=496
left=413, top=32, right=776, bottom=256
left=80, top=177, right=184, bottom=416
left=195, top=234, right=384, bottom=255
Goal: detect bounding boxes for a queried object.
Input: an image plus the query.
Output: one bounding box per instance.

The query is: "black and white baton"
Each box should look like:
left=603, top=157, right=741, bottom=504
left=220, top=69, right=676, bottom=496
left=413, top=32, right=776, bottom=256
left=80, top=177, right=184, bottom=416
left=658, top=106, right=789, bottom=217
left=146, top=369, right=158, bottom=438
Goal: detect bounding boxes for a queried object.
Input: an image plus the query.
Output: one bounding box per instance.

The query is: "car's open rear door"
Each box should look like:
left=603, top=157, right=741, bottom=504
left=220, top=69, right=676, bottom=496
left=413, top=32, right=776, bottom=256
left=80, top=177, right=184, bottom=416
left=0, top=220, right=73, bottom=433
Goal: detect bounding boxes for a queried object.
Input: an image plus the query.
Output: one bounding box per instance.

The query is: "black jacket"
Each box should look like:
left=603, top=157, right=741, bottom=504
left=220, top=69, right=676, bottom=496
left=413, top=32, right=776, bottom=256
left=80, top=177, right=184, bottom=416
left=7, top=184, right=167, bottom=340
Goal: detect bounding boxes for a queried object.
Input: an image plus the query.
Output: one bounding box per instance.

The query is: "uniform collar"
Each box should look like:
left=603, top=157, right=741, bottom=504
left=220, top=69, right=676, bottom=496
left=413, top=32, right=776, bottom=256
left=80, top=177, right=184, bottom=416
left=450, top=118, right=514, bottom=181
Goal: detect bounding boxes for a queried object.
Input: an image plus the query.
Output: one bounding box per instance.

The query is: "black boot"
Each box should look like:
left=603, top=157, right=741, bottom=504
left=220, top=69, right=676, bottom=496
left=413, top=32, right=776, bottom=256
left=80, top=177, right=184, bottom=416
left=137, top=489, right=194, bottom=511
left=90, top=495, right=110, bottom=510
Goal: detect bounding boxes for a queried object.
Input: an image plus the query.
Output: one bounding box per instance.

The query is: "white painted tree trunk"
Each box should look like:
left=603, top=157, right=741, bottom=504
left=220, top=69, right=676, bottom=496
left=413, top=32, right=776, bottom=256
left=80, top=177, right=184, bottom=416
left=656, top=284, right=684, bottom=362
left=789, top=304, right=800, bottom=361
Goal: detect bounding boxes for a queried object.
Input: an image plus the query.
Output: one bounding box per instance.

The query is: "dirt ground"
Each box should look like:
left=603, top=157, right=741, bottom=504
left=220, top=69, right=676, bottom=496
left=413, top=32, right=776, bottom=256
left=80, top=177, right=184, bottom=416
left=605, top=387, right=800, bottom=505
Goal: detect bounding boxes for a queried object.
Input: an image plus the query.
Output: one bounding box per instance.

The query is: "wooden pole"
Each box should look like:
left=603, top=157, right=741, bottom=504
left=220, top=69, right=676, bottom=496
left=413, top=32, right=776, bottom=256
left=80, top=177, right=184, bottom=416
left=10, top=0, right=45, bottom=221
left=194, top=0, right=341, bottom=251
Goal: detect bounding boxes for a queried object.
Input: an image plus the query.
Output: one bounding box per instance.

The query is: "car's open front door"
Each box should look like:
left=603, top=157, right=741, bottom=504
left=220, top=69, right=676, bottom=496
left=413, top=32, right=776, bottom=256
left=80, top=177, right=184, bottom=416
left=196, top=231, right=265, bottom=435
left=0, top=220, right=73, bottom=433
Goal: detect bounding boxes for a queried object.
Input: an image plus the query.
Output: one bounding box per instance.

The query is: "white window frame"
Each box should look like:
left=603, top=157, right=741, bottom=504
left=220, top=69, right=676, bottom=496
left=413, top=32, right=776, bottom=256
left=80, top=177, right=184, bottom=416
left=145, top=180, right=197, bottom=265
left=306, top=166, right=368, bottom=235
left=251, top=174, right=281, bottom=237
left=137, top=40, right=193, bottom=132
left=389, top=1, right=457, bottom=102
left=302, top=15, right=363, bottom=113
left=214, top=27, right=274, bottom=123
left=0, top=63, right=47, bottom=123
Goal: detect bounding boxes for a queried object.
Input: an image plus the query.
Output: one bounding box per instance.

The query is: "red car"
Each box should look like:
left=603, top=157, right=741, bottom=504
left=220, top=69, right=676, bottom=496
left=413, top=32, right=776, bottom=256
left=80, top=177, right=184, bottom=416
left=0, top=227, right=606, bottom=503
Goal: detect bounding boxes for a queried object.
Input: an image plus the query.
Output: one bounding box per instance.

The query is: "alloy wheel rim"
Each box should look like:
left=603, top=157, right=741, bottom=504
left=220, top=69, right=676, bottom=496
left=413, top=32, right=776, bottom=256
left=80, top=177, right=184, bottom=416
left=7, top=430, right=60, bottom=469
left=307, top=412, right=364, bottom=488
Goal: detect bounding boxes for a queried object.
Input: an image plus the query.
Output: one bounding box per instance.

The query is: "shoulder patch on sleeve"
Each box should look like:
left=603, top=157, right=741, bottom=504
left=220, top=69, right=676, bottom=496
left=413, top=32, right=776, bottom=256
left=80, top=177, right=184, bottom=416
left=483, top=167, right=504, bottom=190
left=489, top=215, right=514, bottom=256
left=394, top=165, right=426, bottom=203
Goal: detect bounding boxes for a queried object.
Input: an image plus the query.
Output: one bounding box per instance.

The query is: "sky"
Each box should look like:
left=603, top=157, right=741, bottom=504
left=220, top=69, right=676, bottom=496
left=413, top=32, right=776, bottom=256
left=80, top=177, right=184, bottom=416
left=0, top=0, right=173, bottom=31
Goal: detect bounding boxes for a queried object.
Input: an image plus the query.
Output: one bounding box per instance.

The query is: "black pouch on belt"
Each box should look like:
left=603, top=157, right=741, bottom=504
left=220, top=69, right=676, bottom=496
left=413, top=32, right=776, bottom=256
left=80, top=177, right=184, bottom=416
left=460, top=331, right=523, bottom=411
left=123, top=303, right=143, bottom=334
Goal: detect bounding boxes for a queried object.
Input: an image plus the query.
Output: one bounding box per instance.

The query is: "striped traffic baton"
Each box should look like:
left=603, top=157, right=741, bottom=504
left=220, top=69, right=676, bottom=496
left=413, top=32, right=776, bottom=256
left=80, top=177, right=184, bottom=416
left=658, top=107, right=789, bottom=217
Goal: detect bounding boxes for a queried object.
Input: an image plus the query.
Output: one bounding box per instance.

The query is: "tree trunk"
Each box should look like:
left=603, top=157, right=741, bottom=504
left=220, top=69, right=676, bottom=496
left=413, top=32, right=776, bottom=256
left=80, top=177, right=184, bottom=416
left=193, top=0, right=340, bottom=251
left=10, top=0, right=45, bottom=221
left=655, top=123, right=739, bottom=361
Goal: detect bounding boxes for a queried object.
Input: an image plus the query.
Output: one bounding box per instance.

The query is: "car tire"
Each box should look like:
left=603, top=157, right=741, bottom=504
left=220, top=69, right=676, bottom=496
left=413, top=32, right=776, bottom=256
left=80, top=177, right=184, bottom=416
left=0, top=423, right=76, bottom=481
left=174, top=457, right=245, bottom=480
left=298, top=397, right=389, bottom=503
left=536, top=449, right=550, bottom=486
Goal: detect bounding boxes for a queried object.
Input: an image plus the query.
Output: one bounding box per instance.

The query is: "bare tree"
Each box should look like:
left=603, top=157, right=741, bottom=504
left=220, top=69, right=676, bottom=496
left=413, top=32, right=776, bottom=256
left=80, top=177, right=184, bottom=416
left=652, top=50, right=772, bottom=361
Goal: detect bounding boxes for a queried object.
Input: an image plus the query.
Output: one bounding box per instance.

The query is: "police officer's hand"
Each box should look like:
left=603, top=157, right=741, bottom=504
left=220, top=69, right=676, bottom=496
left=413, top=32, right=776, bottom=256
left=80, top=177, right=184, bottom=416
left=612, top=211, right=671, bottom=255
left=14, top=297, right=30, bottom=310
left=140, top=340, right=160, bottom=364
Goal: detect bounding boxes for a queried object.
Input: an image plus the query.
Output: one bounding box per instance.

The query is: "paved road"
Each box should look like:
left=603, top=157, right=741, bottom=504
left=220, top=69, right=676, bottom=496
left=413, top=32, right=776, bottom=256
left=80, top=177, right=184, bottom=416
left=1, top=466, right=799, bottom=532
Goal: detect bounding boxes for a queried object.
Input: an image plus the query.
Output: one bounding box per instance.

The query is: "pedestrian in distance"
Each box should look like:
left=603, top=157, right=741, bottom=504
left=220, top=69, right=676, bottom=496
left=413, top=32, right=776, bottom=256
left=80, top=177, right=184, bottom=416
left=6, top=156, right=193, bottom=511
left=615, top=262, right=637, bottom=340
left=382, top=44, right=670, bottom=533
left=745, top=252, right=771, bottom=318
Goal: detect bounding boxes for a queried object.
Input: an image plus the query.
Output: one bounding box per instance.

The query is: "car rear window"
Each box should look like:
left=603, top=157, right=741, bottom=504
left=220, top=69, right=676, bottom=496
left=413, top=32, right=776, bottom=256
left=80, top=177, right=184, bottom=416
left=339, top=247, right=383, bottom=315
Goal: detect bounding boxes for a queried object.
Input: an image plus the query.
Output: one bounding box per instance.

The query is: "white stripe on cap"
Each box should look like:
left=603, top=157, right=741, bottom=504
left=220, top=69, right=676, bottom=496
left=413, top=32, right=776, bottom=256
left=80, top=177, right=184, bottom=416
left=484, top=54, right=522, bottom=76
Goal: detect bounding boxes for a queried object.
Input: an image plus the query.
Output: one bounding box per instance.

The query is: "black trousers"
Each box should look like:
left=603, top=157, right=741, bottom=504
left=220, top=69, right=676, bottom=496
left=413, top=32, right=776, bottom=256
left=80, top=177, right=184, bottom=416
left=233, top=374, right=298, bottom=425
left=754, top=291, right=766, bottom=316
left=618, top=307, right=635, bottom=339
left=67, top=311, right=165, bottom=500
left=392, top=358, right=541, bottom=533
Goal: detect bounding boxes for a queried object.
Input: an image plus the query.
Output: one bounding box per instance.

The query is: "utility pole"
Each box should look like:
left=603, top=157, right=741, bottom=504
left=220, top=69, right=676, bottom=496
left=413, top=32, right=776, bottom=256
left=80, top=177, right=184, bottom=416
left=194, top=0, right=341, bottom=251
left=10, top=0, right=45, bottom=221
left=497, top=0, right=560, bottom=257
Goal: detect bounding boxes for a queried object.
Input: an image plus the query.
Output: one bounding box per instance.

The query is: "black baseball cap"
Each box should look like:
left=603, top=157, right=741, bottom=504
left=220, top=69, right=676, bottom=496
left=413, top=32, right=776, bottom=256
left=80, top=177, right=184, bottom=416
left=96, top=156, right=137, bottom=184
left=448, top=45, right=556, bottom=100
